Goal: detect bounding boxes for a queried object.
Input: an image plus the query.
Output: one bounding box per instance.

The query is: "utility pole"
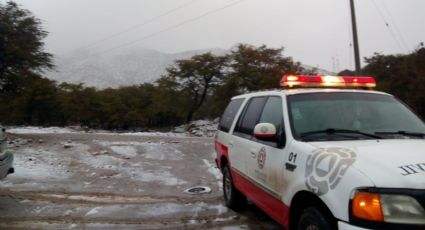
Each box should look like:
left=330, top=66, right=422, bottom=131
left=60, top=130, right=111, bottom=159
left=350, top=0, right=361, bottom=75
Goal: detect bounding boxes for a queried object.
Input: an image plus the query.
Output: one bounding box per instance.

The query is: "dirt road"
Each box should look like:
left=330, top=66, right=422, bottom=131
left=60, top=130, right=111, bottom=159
left=0, top=133, right=279, bottom=229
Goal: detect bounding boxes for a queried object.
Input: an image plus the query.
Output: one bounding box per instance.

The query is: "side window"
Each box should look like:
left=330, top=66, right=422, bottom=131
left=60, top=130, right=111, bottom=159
left=234, top=97, right=267, bottom=138
left=258, top=96, right=285, bottom=148
left=218, top=98, right=244, bottom=132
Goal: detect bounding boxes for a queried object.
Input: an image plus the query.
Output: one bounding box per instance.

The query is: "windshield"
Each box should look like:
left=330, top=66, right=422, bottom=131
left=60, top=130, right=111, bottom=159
left=287, top=92, right=425, bottom=141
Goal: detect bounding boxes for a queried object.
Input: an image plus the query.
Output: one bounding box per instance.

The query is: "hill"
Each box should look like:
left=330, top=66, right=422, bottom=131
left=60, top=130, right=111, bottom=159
left=46, top=47, right=333, bottom=88
left=46, top=48, right=226, bottom=88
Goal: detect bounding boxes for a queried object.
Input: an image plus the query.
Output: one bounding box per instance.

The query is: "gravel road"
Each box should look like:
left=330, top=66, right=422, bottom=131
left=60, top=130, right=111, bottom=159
left=0, top=133, right=279, bottom=229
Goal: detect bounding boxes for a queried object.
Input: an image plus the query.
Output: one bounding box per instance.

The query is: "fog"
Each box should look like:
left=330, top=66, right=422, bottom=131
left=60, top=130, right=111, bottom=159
left=9, top=0, right=425, bottom=72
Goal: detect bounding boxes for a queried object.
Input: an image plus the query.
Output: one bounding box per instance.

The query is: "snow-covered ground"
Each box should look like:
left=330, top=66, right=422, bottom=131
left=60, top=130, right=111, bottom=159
left=0, top=129, right=279, bottom=229
left=174, top=119, right=218, bottom=137
left=7, top=126, right=79, bottom=134
left=6, top=119, right=218, bottom=137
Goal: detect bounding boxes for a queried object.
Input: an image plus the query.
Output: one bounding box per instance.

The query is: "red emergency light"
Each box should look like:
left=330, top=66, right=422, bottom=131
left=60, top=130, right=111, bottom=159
left=281, top=75, right=376, bottom=89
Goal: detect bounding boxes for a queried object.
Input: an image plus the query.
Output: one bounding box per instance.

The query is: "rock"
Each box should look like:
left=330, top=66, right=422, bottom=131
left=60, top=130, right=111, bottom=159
left=173, top=126, right=186, bottom=133
left=92, top=150, right=108, bottom=156
left=206, top=130, right=215, bottom=137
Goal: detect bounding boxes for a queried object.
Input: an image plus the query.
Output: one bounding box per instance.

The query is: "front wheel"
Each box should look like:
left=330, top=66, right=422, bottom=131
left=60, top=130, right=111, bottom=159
left=297, top=207, right=332, bottom=230
left=223, top=165, right=246, bottom=211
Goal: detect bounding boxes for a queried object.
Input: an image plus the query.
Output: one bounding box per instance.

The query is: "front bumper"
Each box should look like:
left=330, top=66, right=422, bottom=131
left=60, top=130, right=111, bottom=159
left=338, top=221, right=369, bottom=230
left=0, top=151, right=14, bottom=180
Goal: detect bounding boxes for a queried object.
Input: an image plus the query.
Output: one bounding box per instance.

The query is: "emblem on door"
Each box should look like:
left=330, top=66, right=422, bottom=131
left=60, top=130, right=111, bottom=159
left=257, top=147, right=266, bottom=169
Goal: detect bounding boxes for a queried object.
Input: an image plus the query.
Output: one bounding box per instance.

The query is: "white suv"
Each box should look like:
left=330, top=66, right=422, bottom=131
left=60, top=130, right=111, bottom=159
left=215, top=75, right=425, bottom=230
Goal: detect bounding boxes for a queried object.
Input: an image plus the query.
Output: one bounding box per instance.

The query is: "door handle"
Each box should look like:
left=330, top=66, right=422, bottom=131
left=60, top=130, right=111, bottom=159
left=250, top=148, right=257, bottom=158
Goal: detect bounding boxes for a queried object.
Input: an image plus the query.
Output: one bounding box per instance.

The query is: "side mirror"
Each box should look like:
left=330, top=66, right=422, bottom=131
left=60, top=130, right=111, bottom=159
left=254, top=123, right=276, bottom=141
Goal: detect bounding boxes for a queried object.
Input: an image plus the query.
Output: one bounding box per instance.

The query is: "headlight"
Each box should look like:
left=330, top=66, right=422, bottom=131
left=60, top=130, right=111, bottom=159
left=381, top=194, right=425, bottom=224
left=352, top=191, right=425, bottom=224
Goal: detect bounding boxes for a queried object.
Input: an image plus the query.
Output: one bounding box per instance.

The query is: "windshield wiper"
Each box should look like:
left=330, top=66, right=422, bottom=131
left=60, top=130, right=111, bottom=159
left=300, top=128, right=382, bottom=140
left=375, top=131, right=425, bottom=138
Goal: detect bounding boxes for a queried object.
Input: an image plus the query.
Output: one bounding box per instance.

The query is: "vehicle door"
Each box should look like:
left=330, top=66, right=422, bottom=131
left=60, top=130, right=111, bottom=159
left=246, top=96, right=289, bottom=198
left=231, top=96, right=267, bottom=179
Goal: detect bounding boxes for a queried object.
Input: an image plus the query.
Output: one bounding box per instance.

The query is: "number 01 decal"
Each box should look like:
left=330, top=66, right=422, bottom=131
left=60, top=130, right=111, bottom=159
left=285, top=152, right=298, bottom=172
left=288, top=152, right=297, bottom=163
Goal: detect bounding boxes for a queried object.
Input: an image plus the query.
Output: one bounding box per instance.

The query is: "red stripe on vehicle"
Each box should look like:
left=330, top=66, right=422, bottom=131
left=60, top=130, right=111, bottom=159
left=214, top=140, right=229, bottom=169
left=231, top=168, right=289, bottom=229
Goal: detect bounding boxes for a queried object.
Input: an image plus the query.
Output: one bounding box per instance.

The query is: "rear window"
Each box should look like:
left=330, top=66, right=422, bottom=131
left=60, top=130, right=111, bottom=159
left=218, top=98, right=244, bottom=132
left=234, top=97, right=267, bottom=136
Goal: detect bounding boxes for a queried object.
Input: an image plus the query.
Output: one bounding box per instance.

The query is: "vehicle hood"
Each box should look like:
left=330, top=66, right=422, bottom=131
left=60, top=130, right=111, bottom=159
left=309, top=139, right=425, bottom=189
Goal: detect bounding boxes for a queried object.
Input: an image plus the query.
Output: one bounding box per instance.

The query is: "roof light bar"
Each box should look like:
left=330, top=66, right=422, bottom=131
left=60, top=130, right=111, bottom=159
left=281, top=75, right=376, bottom=89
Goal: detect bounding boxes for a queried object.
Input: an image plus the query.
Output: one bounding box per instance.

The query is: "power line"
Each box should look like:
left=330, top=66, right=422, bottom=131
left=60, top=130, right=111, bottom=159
left=370, top=0, right=407, bottom=53
left=61, top=0, right=203, bottom=56
left=96, top=0, right=246, bottom=56
left=380, top=0, right=410, bottom=53
left=63, top=0, right=246, bottom=72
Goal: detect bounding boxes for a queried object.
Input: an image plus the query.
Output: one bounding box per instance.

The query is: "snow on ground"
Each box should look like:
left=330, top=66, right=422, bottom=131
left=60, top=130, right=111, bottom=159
left=6, top=126, right=183, bottom=137
left=175, top=119, right=218, bottom=137
left=1, top=137, right=189, bottom=188
left=6, top=119, right=218, bottom=137
left=203, top=155, right=223, bottom=191
left=39, top=193, right=162, bottom=203
left=95, top=141, right=184, bottom=160
left=125, top=167, right=187, bottom=186
left=203, top=159, right=221, bottom=179
left=58, top=202, right=231, bottom=219
left=7, top=126, right=79, bottom=134
left=140, top=142, right=184, bottom=161
left=83, top=152, right=126, bottom=172
left=0, top=131, right=281, bottom=229
left=80, top=141, right=188, bottom=186
left=109, top=146, right=137, bottom=158
left=116, top=132, right=186, bottom=137
left=10, top=148, right=71, bottom=180
left=85, top=207, right=101, bottom=216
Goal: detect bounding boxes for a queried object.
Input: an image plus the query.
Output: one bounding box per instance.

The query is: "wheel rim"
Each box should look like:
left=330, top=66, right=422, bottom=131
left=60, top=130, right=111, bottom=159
left=224, top=171, right=232, bottom=200
left=305, top=225, right=320, bottom=230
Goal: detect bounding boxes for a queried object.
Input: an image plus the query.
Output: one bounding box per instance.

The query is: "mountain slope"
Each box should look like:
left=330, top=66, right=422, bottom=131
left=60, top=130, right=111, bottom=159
left=47, top=48, right=226, bottom=88
left=46, top=47, right=333, bottom=88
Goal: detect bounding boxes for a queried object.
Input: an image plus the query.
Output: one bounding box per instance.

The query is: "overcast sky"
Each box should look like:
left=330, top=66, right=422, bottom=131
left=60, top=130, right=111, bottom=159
left=7, top=0, right=425, bottom=72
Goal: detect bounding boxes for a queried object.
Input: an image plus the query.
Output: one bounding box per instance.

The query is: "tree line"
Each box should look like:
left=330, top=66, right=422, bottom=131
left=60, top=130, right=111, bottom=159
left=1, top=1, right=424, bottom=130
left=0, top=44, right=312, bottom=129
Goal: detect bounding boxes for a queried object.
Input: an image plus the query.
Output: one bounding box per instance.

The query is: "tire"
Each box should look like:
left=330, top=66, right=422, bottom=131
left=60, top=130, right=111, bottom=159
left=297, top=207, right=332, bottom=230
left=222, top=165, right=247, bottom=211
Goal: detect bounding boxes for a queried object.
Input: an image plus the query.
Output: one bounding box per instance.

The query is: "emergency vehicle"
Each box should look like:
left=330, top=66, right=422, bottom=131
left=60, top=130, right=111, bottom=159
left=215, top=75, right=425, bottom=230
